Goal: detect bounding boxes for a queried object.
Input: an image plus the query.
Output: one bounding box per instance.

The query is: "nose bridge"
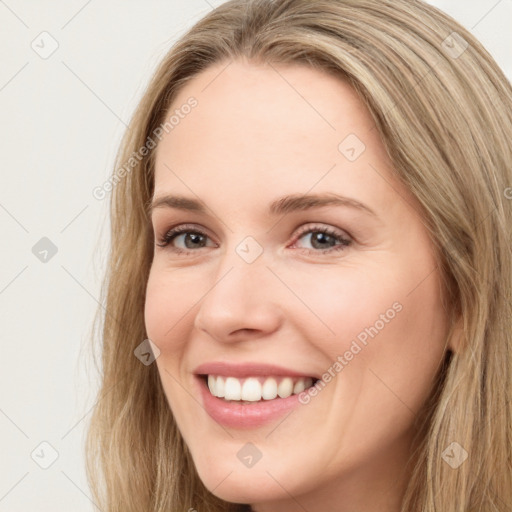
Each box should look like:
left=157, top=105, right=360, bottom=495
left=213, top=232, right=270, bottom=296
left=193, top=234, right=282, bottom=340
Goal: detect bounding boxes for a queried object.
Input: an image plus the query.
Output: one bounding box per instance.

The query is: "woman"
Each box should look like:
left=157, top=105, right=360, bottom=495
left=86, top=1, right=512, bottom=511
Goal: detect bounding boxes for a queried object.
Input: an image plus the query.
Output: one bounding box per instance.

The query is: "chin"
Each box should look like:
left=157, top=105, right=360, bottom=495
left=196, top=463, right=287, bottom=504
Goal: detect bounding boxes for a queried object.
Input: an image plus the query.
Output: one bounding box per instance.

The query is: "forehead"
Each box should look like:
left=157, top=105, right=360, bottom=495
left=152, top=59, right=415, bottom=219
left=156, top=59, right=376, bottom=160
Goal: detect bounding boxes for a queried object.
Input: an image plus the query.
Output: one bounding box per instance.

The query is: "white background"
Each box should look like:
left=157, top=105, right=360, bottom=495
left=0, top=1, right=510, bottom=510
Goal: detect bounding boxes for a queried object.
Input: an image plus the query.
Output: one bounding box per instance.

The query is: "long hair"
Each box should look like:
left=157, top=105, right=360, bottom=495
left=85, top=1, right=512, bottom=510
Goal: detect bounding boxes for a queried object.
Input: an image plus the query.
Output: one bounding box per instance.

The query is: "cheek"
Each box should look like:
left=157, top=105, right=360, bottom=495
left=276, top=264, right=400, bottom=356
left=143, top=267, right=194, bottom=353
left=144, top=268, right=201, bottom=425
left=289, top=261, right=448, bottom=391
left=330, top=267, right=449, bottom=420
left=373, top=276, right=449, bottom=404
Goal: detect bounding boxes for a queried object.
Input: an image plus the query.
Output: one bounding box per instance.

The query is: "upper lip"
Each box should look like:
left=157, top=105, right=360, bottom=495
left=193, top=361, right=320, bottom=379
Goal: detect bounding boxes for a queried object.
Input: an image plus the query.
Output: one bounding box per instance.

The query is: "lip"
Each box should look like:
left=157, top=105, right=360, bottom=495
left=193, top=361, right=320, bottom=379
left=194, top=374, right=307, bottom=429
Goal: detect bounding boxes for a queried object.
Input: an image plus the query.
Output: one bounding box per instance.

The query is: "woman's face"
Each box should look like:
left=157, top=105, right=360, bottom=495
left=145, top=59, right=453, bottom=511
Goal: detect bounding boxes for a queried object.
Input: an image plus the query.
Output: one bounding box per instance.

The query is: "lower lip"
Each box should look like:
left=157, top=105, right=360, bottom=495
left=195, top=375, right=304, bottom=429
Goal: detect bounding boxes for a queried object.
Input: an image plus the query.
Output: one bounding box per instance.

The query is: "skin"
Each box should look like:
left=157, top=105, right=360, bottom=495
left=144, top=58, right=457, bottom=512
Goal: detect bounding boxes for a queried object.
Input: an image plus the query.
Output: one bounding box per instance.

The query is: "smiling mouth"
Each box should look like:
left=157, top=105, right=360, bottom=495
left=199, top=374, right=320, bottom=403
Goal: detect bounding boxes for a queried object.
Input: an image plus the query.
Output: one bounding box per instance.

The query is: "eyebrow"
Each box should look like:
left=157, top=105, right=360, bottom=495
left=148, top=192, right=378, bottom=218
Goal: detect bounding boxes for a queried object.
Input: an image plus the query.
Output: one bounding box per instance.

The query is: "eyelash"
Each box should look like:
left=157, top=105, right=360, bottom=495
left=155, top=223, right=352, bottom=256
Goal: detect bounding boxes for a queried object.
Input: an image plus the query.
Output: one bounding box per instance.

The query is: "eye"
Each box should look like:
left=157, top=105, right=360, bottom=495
left=155, top=224, right=215, bottom=254
left=155, top=223, right=352, bottom=256
left=291, top=223, right=352, bottom=254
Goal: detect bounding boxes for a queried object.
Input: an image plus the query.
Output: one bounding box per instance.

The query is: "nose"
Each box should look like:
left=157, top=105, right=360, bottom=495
left=193, top=247, right=283, bottom=343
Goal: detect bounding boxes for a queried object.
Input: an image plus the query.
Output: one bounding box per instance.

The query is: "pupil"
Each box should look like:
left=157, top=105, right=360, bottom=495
left=186, top=233, right=204, bottom=248
left=312, top=232, right=334, bottom=249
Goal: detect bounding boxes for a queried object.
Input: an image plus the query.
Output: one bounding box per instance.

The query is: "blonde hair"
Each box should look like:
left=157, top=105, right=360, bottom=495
left=85, top=1, right=512, bottom=510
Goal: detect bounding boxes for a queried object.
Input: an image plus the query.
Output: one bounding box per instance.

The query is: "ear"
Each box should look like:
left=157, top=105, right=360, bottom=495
left=447, top=315, right=464, bottom=354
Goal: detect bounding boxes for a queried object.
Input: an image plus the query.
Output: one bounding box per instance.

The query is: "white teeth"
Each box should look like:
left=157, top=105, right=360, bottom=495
left=208, top=375, right=226, bottom=398
left=277, top=377, right=293, bottom=398
left=241, top=377, right=262, bottom=401
left=215, top=375, right=225, bottom=397
left=205, top=375, right=315, bottom=401
left=293, top=377, right=313, bottom=393
left=224, top=377, right=241, bottom=400
left=261, top=377, right=277, bottom=400
left=293, top=378, right=306, bottom=394
left=207, top=375, right=216, bottom=395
